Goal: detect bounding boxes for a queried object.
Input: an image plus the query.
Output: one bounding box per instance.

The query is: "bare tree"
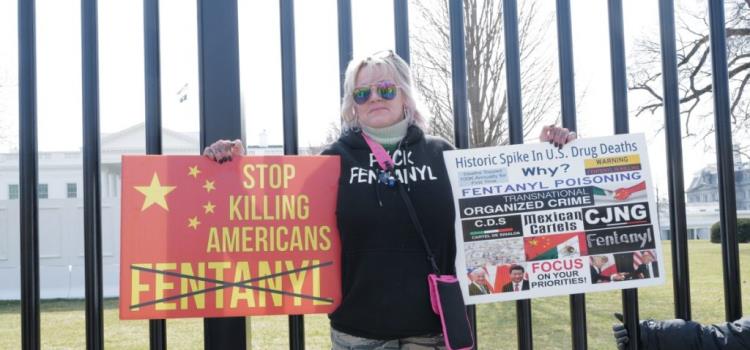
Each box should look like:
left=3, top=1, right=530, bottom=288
left=411, top=0, right=558, bottom=147
left=630, top=0, right=750, bottom=148
left=306, top=121, right=342, bottom=155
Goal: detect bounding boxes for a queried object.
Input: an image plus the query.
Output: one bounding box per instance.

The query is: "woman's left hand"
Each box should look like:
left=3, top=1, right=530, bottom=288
left=539, top=125, right=577, bottom=148
left=203, top=139, right=245, bottom=163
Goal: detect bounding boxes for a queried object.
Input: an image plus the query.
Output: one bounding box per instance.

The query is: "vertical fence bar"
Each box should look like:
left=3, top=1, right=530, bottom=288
left=707, top=0, right=743, bottom=322
left=568, top=294, right=586, bottom=350
left=280, top=0, right=298, bottom=157
left=503, top=0, right=522, bottom=143
left=447, top=1, right=477, bottom=348
left=608, top=0, right=629, bottom=131
left=449, top=0, right=469, bottom=150
left=18, top=0, right=40, bottom=348
left=657, top=0, right=691, bottom=321
left=503, top=2, right=533, bottom=348
left=606, top=1, right=640, bottom=349
left=144, top=0, right=167, bottom=348
left=555, top=1, right=586, bottom=348
left=81, top=0, right=105, bottom=348
left=337, top=0, right=353, bottom=98
left=393, top=0, right=410, bottom=64
left=280, top=0, right=305, bottom=348
left=197, top=0, right=247, bottom=347
left=556, top=0, right=576, bottom=130
left=620, top=292, right=639, bottom=350
left=144, top=0, right=162, bottom=168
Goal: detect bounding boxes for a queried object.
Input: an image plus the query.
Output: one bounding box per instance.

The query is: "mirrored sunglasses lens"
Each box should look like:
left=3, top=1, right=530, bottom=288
left=377, top=83, right=397, bottom=100
left=353, top=88, right=371, bottom=105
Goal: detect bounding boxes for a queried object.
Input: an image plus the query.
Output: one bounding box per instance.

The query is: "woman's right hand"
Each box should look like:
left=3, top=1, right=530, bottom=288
left=539, top=125, right=577, bottom=148
left=203, top=139, right=245, bottom=163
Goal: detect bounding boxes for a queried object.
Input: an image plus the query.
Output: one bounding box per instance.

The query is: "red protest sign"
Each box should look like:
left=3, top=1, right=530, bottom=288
left=119, top=155, right=341, bottom=319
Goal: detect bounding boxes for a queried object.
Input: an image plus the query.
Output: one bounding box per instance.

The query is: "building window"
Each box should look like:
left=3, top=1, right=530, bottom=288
left=8, top=184, right=18, bottom=199
left=8, top=184, right=49, bottom=199
left=67, top=183, right=77, bottom=198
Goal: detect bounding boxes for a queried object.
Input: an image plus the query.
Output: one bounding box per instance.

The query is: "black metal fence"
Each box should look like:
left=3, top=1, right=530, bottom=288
left=15, top=0, right=743, bottom=349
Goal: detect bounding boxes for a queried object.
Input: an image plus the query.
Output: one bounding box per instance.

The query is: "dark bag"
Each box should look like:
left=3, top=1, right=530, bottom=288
left=427, top=274, right=474, bottom=350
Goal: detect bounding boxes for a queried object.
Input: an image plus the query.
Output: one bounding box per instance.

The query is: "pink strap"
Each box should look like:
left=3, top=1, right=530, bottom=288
left=361, top=132, right=394, bottom=171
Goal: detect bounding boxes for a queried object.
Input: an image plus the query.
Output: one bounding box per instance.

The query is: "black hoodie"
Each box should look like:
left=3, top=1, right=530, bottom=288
left=322, top=126, right=457, bottom=339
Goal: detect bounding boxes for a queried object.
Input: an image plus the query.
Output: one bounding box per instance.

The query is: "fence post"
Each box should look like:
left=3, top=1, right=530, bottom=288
left=143, top=0, right=167, bottom=347
left=279, top=0, right=305, bottom=348
left=605, top=1, right=641, bottom=349
left=707, top=0, right=743, bottom=323
left=447, top=1, right=479, bottom=348
left=18, top=0, right=41, bottom=348
left=81, top=0, right=105, bottom=348
left=197, top=0, right=247, bottom=347
left=657, top=0, right=691, bottom=321
left=337, top=0, right=352, bottom=98
left=394, top=0, right=410, bottom=64
left=556, top=0, right=577, bottom=130
left=554, top=0, right=587, bottom=348
left=503, top=1, right=534, bottom=348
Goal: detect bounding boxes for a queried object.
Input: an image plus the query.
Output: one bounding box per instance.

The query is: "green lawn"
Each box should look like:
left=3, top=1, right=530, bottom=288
left=1, top=240, right=748, bottom=349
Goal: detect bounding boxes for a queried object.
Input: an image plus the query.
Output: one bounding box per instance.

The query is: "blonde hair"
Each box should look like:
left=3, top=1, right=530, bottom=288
left=340, top=51, right=429, bottom=132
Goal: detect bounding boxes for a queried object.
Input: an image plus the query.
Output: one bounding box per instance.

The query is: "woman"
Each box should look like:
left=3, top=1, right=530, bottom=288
left=320, top=50, right=457, bottom=349
left=204, top=51, right=575, bottom=349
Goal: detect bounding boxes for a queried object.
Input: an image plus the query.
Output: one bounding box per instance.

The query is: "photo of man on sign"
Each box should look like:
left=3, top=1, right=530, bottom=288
left=633, top=250, right=659, bottom=279
left=502, top=264, right=530, bottom=292
left=468, top=268, right=492, bottom=296
left=589, top=255, right=627, bottom=283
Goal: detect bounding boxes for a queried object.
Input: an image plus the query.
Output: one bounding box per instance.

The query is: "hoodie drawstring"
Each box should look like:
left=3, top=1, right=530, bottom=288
left=375, top=181, right=384, bottom=207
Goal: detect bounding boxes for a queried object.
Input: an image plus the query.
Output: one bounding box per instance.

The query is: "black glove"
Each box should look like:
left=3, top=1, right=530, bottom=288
left=612, top=313, right=629, bottom=350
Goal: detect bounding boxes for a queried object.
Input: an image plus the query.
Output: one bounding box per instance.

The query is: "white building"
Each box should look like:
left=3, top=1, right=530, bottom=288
left=0, top=123, right=290, bottom=300
left=657, top=162, right=750, bottom=240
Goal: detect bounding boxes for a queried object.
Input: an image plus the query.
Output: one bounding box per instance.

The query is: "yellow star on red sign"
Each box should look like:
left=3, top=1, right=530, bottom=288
left=188, top=165, right=201, bottom=178
left=203, top=201, right=216, bottom=214
left=188, top=216, right=200, bottom=230
left=528, top=239, right=538, bottom=247
left=203, top=180, right=216, bottom=193
left=134, top=173, right=176, bottom=211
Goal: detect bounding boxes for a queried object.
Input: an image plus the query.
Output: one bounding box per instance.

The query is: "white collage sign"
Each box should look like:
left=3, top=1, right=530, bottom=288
left=443, top=134, right=665, bottom=304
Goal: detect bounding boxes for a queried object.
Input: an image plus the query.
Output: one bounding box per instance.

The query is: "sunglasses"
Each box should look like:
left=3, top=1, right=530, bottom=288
left=352, top=80, right=399, bottom=105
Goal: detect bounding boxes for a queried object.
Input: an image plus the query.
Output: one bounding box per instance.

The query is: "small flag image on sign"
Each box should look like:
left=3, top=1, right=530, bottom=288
left=524, top=232, right=587, bottom=261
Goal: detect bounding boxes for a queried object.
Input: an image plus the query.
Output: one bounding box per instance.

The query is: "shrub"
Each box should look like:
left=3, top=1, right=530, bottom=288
left=710, top=218, right=750, bottom=243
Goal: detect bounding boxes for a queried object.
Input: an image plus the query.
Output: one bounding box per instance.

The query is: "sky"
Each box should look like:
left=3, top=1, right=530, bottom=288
left=0, top=0, right=726, bottom=195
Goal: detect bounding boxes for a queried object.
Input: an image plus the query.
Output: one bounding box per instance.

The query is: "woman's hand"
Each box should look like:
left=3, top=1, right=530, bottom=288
left=203, top=139, right=245, bottom=163
left=539, top=125, right=577, bottom=148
